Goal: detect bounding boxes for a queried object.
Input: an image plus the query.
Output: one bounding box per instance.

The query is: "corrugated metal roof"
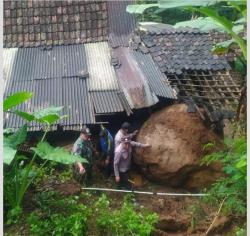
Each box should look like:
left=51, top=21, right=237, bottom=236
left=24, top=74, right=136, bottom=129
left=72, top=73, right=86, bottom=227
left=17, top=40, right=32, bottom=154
left=113, top=47, right=159, bottom=109
left=85, top=42, right=119, bottom=91
left=90, top=91, right=125, bottom=114
left=3, top=48, right=18, bottom=87
left=132, top=51, right=176, bottom=99
left=4, top=77, right=95, bottom=131
left=107, top=0, right=137, bottom=47
left=3, top=45, right=88, bottom=82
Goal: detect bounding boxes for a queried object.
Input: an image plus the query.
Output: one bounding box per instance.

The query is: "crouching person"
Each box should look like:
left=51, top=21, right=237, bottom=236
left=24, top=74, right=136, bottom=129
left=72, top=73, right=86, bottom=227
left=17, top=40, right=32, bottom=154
left=114, top=137, right=150, bottom=189
left=72, top=126, right=93, bottom=185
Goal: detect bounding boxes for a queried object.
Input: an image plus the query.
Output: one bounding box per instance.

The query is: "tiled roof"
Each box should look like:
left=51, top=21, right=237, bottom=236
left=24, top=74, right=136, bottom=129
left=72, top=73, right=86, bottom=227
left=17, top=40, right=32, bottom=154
left=107, top=0, right=137, bottom=48
left=3, top=0, right=108, bottom=47
left=130, top=25, right=231, bottom=74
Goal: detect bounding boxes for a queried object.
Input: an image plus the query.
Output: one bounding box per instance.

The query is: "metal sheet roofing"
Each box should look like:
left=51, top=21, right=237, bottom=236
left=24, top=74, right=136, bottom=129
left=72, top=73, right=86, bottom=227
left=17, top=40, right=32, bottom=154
left=113, top=47, right=159, bottom=109
left=3, top=47, right=18, bottom=89
left=107, top=0, right=137, bottom=48
left=90, top=91, right=125, bottom=114
left=85, top=42, right=119, bottom=91
left=132, top=50, right=176, bottom=99
left=3, top=45, right=88, bottom=82
left=4, top=77, right=95, bottom=131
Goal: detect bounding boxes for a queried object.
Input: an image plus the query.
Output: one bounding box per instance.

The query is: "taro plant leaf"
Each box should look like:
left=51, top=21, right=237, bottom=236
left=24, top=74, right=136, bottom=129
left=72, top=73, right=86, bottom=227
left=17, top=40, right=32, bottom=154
left=13, top=110, right=35, bottom=122
left=3, top=144, right=17, bottom=165
left=5, top=124, right=28, bottom=149
left=33, top=106, right=65, bottom=124
left=3, top=128, right=15, bottom=134
left=4, top=92, right=33, bottom=112
left=35, top=114, right=60, bottom=124
left=4, top=125, right=27, bottom=165
left=31, top=141, right=88, bottom=164
left=126, top=4, right=159, bottom=14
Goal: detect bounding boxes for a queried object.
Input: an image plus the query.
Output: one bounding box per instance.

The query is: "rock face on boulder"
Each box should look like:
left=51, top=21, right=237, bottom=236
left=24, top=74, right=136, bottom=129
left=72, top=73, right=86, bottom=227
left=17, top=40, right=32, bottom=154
left=134, top=104, right=223, bottom=191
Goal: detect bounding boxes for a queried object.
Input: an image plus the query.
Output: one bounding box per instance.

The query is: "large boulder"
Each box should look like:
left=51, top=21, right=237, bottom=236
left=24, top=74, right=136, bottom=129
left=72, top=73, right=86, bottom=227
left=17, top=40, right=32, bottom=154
left=134, top=104, right=223, bottom=190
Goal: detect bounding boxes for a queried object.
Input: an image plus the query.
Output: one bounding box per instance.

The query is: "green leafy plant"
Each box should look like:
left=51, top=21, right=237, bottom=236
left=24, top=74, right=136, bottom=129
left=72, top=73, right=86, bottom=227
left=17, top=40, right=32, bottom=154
left=95, top=194, right=158, bottom=236
left=28, top=192, right=91, bottom=236
left=3, top=92, right=87, bottom=223
left=201, top=137, right=246, bottom=216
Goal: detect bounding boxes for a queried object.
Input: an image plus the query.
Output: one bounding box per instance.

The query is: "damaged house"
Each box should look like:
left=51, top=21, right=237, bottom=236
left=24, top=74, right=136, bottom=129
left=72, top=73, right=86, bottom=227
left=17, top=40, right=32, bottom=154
left=3, top=0, right=241, bottom=133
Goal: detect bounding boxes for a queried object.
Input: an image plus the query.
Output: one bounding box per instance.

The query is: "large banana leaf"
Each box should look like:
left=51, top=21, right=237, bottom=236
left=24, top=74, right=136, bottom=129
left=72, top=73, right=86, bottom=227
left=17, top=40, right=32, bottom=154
left=174, top=17, right=225, bottom=32
left=174, top=16, right=244, bottom=33
left=31, top=141, right=88, bottom=165
left=4, top=92, right=33, bottom=112
left=212, top=39, right=236, bottom=54
left=194, top=6, right=247, bottom=59
left=126, top=4, right=158, bottom=14
left=158, top=0, right=245, bottom=9
left=126, top=0, right=244, bottom=14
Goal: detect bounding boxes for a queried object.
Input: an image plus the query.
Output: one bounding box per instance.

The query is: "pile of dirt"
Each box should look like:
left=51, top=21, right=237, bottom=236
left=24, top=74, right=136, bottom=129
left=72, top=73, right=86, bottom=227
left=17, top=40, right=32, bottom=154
left=134, top=104, right=223, bottom=191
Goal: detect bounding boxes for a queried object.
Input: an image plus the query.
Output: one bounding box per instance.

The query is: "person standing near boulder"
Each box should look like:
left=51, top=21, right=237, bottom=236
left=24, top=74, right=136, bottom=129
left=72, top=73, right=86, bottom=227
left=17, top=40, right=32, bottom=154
left=114, top=122, right=138, bottom=148
left=72, top=126, right=94, bottom=185
left=99, top=126, right=114, bottom=177
left=114, top=137, right=150, bottom=189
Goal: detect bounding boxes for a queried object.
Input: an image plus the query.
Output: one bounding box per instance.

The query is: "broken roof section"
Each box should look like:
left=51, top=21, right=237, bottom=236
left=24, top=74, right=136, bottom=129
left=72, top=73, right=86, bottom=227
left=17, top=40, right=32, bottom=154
left=108, top=2, right=176, bottom=109
left=112, top=47, right=159, bottom=109
left=129, top=22, right=240, bottom=122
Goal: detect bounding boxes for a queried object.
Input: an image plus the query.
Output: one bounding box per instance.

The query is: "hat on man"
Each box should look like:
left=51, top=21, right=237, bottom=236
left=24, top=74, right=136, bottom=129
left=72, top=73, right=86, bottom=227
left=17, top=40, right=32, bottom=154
left=121, top=122, right=130, bottom=129
left=80, top=126, right=91, bottom=136
left=121, top=137, right=131, bottom=144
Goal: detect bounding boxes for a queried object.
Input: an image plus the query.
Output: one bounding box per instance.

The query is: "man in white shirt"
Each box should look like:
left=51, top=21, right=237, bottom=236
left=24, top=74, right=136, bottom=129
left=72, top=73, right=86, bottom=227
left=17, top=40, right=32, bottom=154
left=114, top=122, right=138, bottom=148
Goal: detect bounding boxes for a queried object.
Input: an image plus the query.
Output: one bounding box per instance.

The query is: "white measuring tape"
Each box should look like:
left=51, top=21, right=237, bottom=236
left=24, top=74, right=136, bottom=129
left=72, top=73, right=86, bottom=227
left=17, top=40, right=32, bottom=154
left=82, top=187, right=208, bottom=196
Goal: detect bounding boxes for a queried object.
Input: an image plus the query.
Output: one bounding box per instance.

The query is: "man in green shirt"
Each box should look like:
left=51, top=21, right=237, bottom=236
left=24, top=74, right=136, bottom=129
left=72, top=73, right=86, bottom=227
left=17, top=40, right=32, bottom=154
left=72, top=126, right=94, bottom=184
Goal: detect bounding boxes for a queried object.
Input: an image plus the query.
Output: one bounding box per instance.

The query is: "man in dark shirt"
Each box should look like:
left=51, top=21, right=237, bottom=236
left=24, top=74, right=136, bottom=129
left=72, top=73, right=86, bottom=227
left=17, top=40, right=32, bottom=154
left=99, top=127, right=114, bottom=177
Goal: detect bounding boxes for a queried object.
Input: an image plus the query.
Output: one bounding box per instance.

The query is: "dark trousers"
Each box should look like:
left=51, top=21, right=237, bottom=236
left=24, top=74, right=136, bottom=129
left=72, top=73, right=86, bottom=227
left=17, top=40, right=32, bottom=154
left=73, top=163, right=92, bottom=186
left=117, top=171, right=132, bottom=190
left=104, top=158, right=113, bottom=177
